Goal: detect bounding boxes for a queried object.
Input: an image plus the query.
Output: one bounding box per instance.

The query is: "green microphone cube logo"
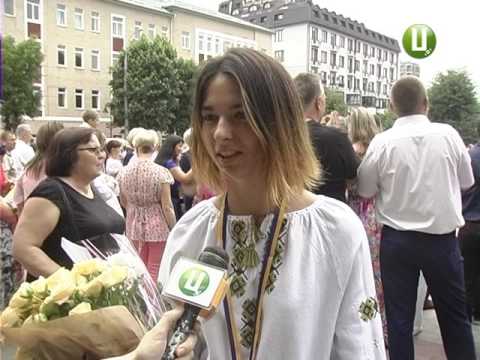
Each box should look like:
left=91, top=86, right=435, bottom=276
left=179, top=268, right=210, bottom=297
left=402, top=24, right=436, bottom=59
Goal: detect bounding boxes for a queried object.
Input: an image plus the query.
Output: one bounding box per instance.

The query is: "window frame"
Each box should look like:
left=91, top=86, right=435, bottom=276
left=91, top=49, right=100, bottom=71
left=57, top=87, right=67, bottom=109
left=26, top=0, right=40, bottom=22
left=75, top=89, right=84, bottom=110
left=91, top=11, right=100, bottom=33
left=91, top=89, right=100, bottom=110
left=74, top=47, right=84, bottom=69
left=74, top=8, right=84, bottom=30
left=57, top=45, right=67, bottom=67
left=56, top=4, right=67, bottom=26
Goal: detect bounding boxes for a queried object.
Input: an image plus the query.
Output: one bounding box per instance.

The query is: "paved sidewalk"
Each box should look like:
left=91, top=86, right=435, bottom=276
left=414, top=309, right=480, bottom=359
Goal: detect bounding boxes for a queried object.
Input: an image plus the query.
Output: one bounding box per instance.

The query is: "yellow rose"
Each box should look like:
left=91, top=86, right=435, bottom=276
left=68, top=302, right=92, bottom=316
left=96, top=266, right=128, bottom=288
left=78, top=277, right=103, bottom=298
left=8, top=283, right=32, bottom=309
left=30, top=276, right=48, bottom=294
left=0, top=307, right=21, bottom=328
left=72, top=259, right=106, bottom=277
left=42, top=268, right=76, bottom=306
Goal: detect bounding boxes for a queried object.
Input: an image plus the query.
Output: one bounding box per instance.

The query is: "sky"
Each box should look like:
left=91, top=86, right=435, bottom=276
left=182, top=0, right=480, bottom=94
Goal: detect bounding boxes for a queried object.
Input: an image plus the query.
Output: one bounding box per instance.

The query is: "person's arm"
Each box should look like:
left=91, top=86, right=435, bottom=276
left=106, top=307, right=197, bottom=360
left=12, top=197, right=62, bottom=277
left=169, top=166, right=194, bottom=185
left=454, top=131, right=475, bottom=190
left=0, top=199, right=17, bottom=228
left=331, top=235, right=387, bottom=359
left=160, top=183, right=176, bottom=230
left=357, top=138, right=380, bottom=199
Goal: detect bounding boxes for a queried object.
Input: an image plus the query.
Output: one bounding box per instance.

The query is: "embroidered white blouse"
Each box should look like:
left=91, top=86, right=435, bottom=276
left=158, top=195, right=386, bottom=360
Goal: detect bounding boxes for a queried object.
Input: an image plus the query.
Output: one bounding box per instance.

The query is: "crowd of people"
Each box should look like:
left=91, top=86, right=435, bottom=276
left=0, top=47, right=478, bottom=359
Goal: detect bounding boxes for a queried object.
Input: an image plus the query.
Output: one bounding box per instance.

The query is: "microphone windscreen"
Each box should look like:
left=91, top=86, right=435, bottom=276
left=198, top=246, right=229, bottom=270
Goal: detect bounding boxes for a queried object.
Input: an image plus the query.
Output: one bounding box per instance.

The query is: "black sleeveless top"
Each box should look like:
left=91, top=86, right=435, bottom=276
left=27, top=177, right=125, bottom=279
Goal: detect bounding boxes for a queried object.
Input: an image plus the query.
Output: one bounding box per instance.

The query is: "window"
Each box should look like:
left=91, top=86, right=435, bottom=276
left=377, top=64, right=381, bottom=78
left=354, top=79, right=360, bottom=91
left=198, top=53, right=205, bottom=63
left=390, top=52, right=394, bottom=64
left=347, top=75, right=353, bottom=90
left=249, top=5, right=257, bottom=11
left=148, top=24, right=155, bottom=38
left=354, top=60, right=360, bottom=72
left=383, top=50, right=388, bottom=61
left=370, top=46, right=375, bottom=57
left=355, top=41, right=360, bottom=53
left=207, top=36, right=212, bottom=52
left=330, top=71, right=336, bottom=86
left=57, top=45, right=66, bottom=66
left=74, top=8, right=84, bottom=30
left=339, top=36, right=345, bottom=48
left=363, top=43, right=368, bottom=57
left=91, top=11, right=99, bottom=32
left=274, top=50, right=284, bottom=62
left=390, top=67, right=395, bottom=81
left=311, top=47, right=318, bottom=62
left=347, top=38, right=353, bottom=51
left=57, top=4, right=66, bottom=26
left=27, top=0, right=40, bottom=21
left=74, top=47, right=83, bottom=68
left=112, top=52, right=120, bottom=65
left=383, top=68, right=387, bottom=78
left=274, top=13, right=284, bottom=21
left=215, top=38, right=220, bottom=54
left=383, top=84, right=388, bottom=95
left=320, top=51, right=327, bottom=64
left=330, top=52, right=336, bottom=66
left=274, top=29, right=283, bottom=42
left=91, top=50, right=99, bottom=70
left=330, top=33, right=336, bottom=47
left=260, top=16, right=267, bottom=23
left=339, top=56, right=344, bottom=68
left=311, top=27, right=318, bottom=43
left=348, top=56, right=353, bottom=73
left=338, top=75, right=344, bottom=87
left=223, top=41, right=231, bottom=52
left=161, top=25, right=168, bottom=38
left=321, top=30, right=327, bottom=42
left=91, top=90, right=100, bottom=110
left=198, top=34, right=204, bottom=51
left=363, top=78, right=368, bottom=92
left=112, top=16, right=124, bottom=37
left=75, top=89, right=84, bottom=109
left=370, top=64, right=374, bottom=75
left=57, top=88, right=67, bottom=108
left=377, top=48, right=382, bottom=61
left=320, top=71, right=327, bottom=84
left=181, top=31, right=190, bottom=49
left=134, top=21, right=142, bottom=39
left=5, top=0, right=14, bottom=15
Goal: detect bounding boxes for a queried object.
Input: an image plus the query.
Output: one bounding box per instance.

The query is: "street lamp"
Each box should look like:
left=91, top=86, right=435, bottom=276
left=123, top=50, right=129, bottom=135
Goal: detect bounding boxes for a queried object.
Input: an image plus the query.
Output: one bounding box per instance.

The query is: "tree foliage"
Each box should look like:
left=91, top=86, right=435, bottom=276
left=109, top=36, right=198, bottom=133
left=1, top=36, right=43, bottom=130
left=375, top=110, right=397, bottom=130
left=428, top=70, right=480, bottom=144
left=325, top=88, right=348, bottom=115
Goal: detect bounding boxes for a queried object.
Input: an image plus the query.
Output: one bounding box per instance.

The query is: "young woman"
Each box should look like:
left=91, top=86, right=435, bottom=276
left=158, top=48, right=386, bottom=359
left=155, top=135, right=194, bottom=220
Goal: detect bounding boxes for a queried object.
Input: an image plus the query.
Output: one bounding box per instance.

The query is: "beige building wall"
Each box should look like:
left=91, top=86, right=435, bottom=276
left=170, top=8, right=272, bottom=62
left=3, top=0, right=25, bottom=40
left=2, top=1, right=272, bottom=128
left=42, top=0, right=171, bottom=122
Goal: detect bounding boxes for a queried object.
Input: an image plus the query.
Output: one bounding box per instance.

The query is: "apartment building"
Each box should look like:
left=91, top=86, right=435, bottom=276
left=219, top=0, right=401, bottom=109
left=400, top=61, right=420, bottom=78
left=1, top=0, right=272, bottom=128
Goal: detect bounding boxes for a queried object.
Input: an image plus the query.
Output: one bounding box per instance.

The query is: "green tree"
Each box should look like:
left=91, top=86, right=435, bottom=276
left=428, top=70, right=480, bottom=144
left=1, top=36, right=42, bottom=130
left=375, top=110, right=397, bottom=130
left=324, top=88, right=347, bottom=115
left=167, top=58, right=198, bottom=134
left=109, top=36, right=198, bottom=133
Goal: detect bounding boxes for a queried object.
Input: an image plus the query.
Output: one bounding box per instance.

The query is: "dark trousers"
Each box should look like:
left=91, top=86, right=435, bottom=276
left=381, top=226, right=476, bottom=360
left=459, top=221, right=480, bottom=320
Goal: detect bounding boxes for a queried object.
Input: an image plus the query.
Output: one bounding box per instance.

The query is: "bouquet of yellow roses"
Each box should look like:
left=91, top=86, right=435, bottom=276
left=0, top=256, right=163, bottom=359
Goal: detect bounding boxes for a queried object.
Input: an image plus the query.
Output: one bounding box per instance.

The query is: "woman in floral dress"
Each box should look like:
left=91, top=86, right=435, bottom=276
left=346, top=107, right=388, bottom=345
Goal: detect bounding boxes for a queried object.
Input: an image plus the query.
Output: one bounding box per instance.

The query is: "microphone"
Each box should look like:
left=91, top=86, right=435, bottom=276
left=161, top=246, right=229, bottom=360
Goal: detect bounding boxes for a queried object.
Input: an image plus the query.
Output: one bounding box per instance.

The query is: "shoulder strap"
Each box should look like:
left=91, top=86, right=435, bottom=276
left=51, top=177, right=81, bottom=242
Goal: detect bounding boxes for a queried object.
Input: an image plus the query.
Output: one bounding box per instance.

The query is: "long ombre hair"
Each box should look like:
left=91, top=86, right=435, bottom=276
left=191, top=48, right=321, bottom=207
left=347, top=107, right=382, bottom=147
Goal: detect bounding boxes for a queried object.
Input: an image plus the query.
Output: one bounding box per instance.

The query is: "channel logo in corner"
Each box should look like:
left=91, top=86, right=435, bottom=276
left=402, top=24, right=436, bottom=59
left=178, top=268, right=210, bottom=297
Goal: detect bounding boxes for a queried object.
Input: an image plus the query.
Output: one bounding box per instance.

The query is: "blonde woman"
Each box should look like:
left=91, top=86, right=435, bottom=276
left=117, top=129, right=175, bottom=281
left=159, top=49, right=386, bottom=359
left=346, top=107, right=387, bottom=344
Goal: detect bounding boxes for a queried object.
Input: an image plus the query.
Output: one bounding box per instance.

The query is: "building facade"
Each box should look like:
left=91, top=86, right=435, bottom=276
left=400, top=61, right=420, bottom=78
left=219, top=0, right=401, bottom=109
left=1, top=0, right=272, bottom=129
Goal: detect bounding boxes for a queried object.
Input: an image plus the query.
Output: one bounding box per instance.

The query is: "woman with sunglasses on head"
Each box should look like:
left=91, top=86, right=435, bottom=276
left=13, top=128, right=125, bottom=280
left=158, top=48, right=386, bottom=359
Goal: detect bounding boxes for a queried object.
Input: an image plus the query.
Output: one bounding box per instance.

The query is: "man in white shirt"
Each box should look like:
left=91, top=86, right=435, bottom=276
left=0, top=130, right=22, bottom=183
left=357, top=76, right=476, bottom=360
left=12, top=124, right=35, bottom=171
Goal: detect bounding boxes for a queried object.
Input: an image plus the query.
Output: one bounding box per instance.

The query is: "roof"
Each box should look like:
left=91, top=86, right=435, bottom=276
left=115, top=0, right=173, bottom=15
left=157, top=0, right=273, bottom=33
left=228, top=1, right=400, bottom=52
